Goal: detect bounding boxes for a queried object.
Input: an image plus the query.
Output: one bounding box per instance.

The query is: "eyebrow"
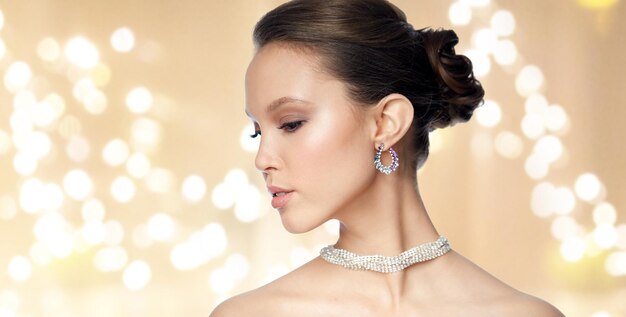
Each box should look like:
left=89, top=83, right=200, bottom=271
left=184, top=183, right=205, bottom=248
left=245, top=97, right=309, bottom=118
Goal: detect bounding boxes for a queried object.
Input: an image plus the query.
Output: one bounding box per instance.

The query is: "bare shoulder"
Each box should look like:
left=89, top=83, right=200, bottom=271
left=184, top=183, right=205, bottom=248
left=441, top=251, right=564, bottom=316
left=209, top=278, right=296, bottom=317
left=209, top=286, right=280, bottom=317
left=209, top=259, right=317, bottom=317
left=494, top=291, right=565, bottom=316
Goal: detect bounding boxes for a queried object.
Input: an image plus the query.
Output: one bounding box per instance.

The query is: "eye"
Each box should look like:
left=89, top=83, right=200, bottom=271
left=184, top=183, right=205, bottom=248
left=279, top=120, right=305, bottom=132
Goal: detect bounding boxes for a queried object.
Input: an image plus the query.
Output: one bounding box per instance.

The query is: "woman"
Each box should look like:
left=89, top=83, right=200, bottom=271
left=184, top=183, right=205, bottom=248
left=212, top=0, right=565, bottom=315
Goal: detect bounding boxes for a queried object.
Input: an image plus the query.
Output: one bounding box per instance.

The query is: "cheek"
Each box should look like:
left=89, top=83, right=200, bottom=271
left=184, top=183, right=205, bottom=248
left=291, top=111, right=373, bottom=208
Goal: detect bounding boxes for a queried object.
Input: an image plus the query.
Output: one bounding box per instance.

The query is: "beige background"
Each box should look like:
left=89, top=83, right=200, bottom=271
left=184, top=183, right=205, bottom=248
left=0, top=0, right=624, bottom=316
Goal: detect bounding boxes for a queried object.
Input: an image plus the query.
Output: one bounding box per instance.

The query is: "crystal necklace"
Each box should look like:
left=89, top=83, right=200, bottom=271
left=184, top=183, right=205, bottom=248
left=319, top=236, right=451, bottom=273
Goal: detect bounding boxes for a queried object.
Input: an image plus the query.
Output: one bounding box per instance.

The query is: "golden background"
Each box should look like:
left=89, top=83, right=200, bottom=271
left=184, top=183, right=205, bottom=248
left=0, top=0, right=624, bottom=316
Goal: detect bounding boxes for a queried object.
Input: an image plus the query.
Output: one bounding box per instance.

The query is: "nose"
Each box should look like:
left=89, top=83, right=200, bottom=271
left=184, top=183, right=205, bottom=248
left=254, top=137, right=278, bottom=173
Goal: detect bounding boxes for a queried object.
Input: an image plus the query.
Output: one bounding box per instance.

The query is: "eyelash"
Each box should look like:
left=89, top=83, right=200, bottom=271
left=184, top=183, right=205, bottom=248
left=249, top=120, right=305, bottom=138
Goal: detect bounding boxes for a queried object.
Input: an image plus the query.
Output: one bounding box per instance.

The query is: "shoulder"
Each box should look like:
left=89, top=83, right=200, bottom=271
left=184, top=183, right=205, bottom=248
left=439, top=251, right=564, bottom=316
left=210, top=259, right=321, bottom=317
left=209, top=287, right=282, bottom=317
left=494, top=292, right=565, bottom=317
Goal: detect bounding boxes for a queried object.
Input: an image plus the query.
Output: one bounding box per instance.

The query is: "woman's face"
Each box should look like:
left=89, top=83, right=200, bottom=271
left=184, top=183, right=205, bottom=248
left=245, top=43, right=377, bottom=233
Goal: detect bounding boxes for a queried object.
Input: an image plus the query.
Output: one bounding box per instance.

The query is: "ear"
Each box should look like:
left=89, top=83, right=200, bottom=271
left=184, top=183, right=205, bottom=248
left=368, top=93, right=414, bottom=151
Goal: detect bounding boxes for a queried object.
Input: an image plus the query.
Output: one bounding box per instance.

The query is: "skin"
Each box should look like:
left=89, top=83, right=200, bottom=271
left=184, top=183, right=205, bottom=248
left=211, top=42, right=565, bottom=316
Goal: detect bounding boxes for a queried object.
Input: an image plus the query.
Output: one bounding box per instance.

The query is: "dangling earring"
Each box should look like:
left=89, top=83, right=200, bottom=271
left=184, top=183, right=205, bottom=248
left=374, top=143, right=399, bottom=175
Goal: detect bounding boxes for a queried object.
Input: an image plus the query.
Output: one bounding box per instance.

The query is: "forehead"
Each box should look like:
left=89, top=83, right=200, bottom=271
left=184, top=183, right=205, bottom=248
left=244, top=43, right=333, bottom=117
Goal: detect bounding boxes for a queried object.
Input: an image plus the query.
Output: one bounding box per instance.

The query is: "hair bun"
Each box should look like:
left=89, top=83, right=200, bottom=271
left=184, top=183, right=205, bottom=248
left=418, top=27, right=485, bottom=130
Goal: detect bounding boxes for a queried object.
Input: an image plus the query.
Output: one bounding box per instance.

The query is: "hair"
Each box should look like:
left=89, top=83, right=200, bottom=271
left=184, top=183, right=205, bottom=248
left=253, top=0, right=484, bottom=170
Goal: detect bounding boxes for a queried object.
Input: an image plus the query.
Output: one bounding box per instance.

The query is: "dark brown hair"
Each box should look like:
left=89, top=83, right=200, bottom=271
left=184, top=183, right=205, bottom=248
left=253, top=0, right=484, bottom=170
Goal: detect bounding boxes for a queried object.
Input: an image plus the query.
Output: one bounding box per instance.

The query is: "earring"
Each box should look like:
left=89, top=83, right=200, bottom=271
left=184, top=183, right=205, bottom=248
left=374, top=143, right=399, bottom=175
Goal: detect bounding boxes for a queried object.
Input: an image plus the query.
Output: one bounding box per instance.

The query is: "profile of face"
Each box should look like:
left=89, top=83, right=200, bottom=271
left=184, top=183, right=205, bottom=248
left=245, top=43, right=379, bottom=234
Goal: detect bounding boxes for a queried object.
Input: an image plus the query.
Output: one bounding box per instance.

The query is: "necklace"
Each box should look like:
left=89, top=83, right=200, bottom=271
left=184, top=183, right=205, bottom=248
left=319, top=236, right=451, bottom=273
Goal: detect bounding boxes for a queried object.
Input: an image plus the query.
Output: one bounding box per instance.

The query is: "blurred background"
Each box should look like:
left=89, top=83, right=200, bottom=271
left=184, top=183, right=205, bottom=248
left=0, top=0, right=624, bottom=316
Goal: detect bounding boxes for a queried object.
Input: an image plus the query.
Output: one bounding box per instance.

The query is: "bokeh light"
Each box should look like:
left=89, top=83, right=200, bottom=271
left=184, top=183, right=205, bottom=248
left=29, top=242, right=53, bottom=266
left=122, top=260, right=151, bottom=291
left=147, top=213, right=176, bottom=242
left=525, top=93, right=548, bottom=114
left=13, top=152, right=38, bottom=176
left=470, top=132, right=493, bottom=160
left=551, top=216, right=580, bottom=241
left=90, top=63, right=112, bottom=87
left=531, top=182, right=558, bottom=217
left=472, top=28, right=498, bottom=53
left=126, top=152, right=151, bottom=178
left=543, top=104, right=569, bottom=133
left=494, top=131, right=523, bottom=159
left=170, top=223, right=227, bottom=271
left=63, top=169, right=94, bottom=201
left=19, top=178, right=45, bottom=214
left=525, top=153, right=549, bottom=180
left=234, top=184, right=262, bottom=223
left=490, top=10, right=515, bottom=36
left=145, top=168, right=176, bottom=194
left=463, top=48, right=490, bottom=77
left=475, top=99, right=501, bottom=127
left=604, top=251, right=626, bottom=276
left=7, top=256, right=32, bottom=282
left=181, top=175, right=207, bottom=203
left=521, top=113, right=545, bottom=139
left=448, top=1, right=472, bottom=26
left=94, top=246, right=128, bottom=272
left=131, top=117, right=162, bottom=152
left=560, top=237, right=586, bottom=262
left=209, top=267, right=236, bottom=294
left=66, top=135, right=91, bottom=162
left=104, top=220, right=125, bottom=246
left=533, top=135, right=563, bottom=164
left=126, top=87, right=153, bottom=114
left=493, top=39, right=517, bottom=65
left=132, top=224, right=153, bottom=248
left=82, top=220, right=106, bottom=245
left=37, top=37, right=61, bottom=62
left=64, top=36, right=100, bottom=69
left=110, top=176, right=136, bottom=203
left=224, top=253, right=250, bottom=281
left=553, top=186, right=576, bottom=215
left=83, top=88, right=108, bottom=114
left=111, top=27, right=136, bottom=52
left=211, top=169, right=248, bottom=210
left=4, top=61, right=32, bottom=92
left=575, top=173, right=603, bottom=202
left=81, top=199, right=106, bottom=222
left=515, top=65, right=544, bottom=96
left=102, top=138, right=130, bottom=167
left=594, top=224, right=618, bottom=249
left=593, top=202, right=617, bottom=226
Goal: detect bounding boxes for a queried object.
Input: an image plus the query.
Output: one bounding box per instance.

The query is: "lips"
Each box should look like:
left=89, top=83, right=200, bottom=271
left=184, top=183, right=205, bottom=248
left=267, top=185, right=294, bottom=209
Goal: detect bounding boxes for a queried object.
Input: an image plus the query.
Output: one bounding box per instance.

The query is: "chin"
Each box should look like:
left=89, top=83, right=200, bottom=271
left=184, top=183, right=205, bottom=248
left=279, top=212, right=320, bottom=234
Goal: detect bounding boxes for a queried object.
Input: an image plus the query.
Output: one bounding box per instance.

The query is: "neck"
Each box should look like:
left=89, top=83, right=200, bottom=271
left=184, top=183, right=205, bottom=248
left=334, top=174, right=439, bottom=255
left=327, top=172, right=444, bottom=310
